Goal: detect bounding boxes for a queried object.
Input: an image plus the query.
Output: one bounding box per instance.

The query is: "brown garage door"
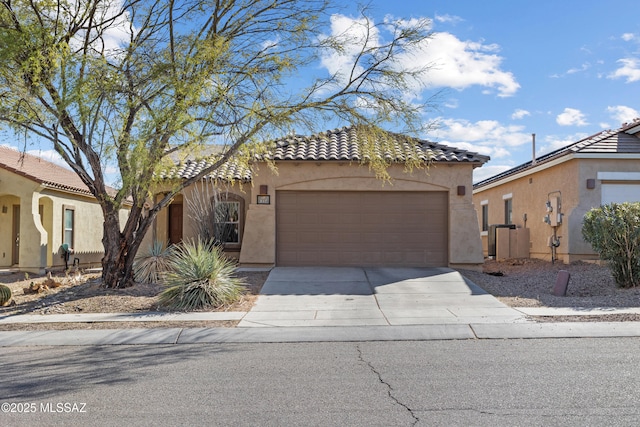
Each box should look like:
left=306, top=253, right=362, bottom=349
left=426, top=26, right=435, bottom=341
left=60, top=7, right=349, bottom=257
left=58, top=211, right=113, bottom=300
left=276, top=191, right=448, bottom=267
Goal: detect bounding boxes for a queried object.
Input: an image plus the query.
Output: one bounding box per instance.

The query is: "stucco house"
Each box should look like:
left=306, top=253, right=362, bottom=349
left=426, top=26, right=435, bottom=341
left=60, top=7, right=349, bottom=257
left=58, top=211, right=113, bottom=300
left=472, top=119, right=640, bottom=263
left=0, top=146, right=129, bottom=274
left=144, top=126, right=489, bottom=269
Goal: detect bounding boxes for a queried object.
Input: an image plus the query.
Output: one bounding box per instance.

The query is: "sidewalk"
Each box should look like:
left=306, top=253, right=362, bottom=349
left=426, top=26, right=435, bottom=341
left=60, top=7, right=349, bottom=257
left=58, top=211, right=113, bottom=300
left=2, top=306, right=640, bottom=325
left=1, top=308, right=640, bottom=347
left=1, top=264, right=640, bottom=345
left=1, top=321, right=640, bottom=346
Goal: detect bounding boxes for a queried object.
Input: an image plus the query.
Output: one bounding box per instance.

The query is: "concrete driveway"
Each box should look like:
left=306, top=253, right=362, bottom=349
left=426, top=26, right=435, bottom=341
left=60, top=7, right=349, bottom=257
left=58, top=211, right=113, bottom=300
left=238, top=267, right=528, bottom=327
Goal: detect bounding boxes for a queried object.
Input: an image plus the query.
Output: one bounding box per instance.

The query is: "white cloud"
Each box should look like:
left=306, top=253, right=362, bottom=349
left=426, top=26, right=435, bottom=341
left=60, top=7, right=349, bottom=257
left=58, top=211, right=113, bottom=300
left=443, top=98, right=459, bottom=109
left=607, top=105, right=640, bottom=125
left=63, top=0, right=134, bottom=59
left=537, top=133, right=589, bottom=156
left=566, top=62, right=591, bottom=74
left=412, top=32, right=520, bottom=97
left=608, top=58, right=640, bottom=83
left=621, top=33, right=636, bottom=42
left=556, top=108, right=588, bottom=126
left=320, top=15, right=382, bottom=85
left=434, top=14, right=464, bottom=25
left=511, top=109, right=530, bottom=120
left=433, top=118, right=532, bottom=160
left=473, top=164, right=513, bottom=184
left=320, top=14, right=520, bottom=99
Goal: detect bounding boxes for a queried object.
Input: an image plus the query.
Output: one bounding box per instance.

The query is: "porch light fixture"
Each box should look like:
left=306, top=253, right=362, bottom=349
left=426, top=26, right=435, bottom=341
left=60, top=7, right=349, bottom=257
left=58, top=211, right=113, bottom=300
left=586, top=179, right=595, bottom=189
left=1, top=205, right=6, bottom=214
left=257, top=184, right=270, bottom=204
left=457, top=185, right=466, bottom=196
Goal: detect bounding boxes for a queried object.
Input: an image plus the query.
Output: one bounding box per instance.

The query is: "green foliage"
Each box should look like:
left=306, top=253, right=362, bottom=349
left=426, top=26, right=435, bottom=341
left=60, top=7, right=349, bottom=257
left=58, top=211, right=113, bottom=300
left=582, top=203, right=640, bottom=288
left=0, top=0, right=435, bottom=288
left=159, top=238, right=244, bottom=310
left=0, top=284, right=12, bottom=306
left=133, top=241, right=175, bottom=284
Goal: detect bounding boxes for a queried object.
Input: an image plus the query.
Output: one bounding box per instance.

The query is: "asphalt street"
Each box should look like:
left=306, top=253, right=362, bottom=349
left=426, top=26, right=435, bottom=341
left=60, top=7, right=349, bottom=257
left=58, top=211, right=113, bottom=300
left=2, top=338, right=640, bottom=426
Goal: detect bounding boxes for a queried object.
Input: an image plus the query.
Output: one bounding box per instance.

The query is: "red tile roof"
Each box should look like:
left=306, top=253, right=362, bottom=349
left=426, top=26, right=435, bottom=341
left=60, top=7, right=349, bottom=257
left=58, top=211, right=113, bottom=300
left=0, top=145, right=94, bottom=196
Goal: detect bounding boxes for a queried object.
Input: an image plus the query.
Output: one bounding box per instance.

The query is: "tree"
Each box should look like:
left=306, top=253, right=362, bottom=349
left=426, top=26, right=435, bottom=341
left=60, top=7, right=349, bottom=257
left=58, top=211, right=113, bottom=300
left=0, top=0, right=433, bottom=288
left=582, top=203, right=640, bottom=288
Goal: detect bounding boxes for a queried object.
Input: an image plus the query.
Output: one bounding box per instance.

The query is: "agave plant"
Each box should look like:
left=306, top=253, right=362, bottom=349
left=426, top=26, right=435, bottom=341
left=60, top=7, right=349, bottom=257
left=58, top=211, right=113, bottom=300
left=133, top=241, right=175, bottom=284
left=159, top=238, right=244, bottom=310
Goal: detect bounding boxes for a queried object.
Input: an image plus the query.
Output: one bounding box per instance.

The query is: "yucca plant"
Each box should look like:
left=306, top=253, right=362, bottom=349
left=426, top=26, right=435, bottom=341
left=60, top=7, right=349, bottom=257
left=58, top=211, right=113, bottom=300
left=133, top=241, right=175, bottom=284
left=159, top=238, right=244, bottom=310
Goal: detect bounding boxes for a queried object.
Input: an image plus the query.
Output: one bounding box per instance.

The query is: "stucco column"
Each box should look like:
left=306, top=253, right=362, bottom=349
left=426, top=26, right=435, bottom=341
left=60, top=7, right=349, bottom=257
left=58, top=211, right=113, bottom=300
left=449, top=195, right=484, bottom=268
left=239, top=204, right=276, bottom=266
left=19, top=193, right=48, bottom=274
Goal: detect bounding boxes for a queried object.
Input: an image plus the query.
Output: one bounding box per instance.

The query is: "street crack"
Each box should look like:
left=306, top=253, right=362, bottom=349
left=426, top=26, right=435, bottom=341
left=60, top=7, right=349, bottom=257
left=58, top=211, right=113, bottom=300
left=356, top=344, right=419, bottom=426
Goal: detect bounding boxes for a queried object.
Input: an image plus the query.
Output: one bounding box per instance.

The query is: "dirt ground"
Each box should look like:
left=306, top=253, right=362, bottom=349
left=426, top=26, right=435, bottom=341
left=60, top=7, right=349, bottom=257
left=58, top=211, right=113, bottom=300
left=1, top=259, right=640, bottom=330
left=0, top=269, right=269, bottom=330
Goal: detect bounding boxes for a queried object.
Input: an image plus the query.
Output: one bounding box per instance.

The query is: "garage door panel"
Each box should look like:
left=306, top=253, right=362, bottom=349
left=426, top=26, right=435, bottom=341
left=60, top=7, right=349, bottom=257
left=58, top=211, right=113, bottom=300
left=277, top=191, right=448, bottom=267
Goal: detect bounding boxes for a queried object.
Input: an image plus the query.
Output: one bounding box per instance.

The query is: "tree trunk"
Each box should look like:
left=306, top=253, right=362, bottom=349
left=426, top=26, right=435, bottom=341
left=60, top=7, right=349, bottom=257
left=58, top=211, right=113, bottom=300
left=101, top=205, right=156, bottom=288
left=101, top=210, right=130, bottom=288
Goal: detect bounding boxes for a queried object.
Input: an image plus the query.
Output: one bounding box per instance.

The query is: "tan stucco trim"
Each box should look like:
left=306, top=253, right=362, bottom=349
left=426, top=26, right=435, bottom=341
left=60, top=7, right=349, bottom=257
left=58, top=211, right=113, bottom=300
left=474, top=154, right=576, bottom=194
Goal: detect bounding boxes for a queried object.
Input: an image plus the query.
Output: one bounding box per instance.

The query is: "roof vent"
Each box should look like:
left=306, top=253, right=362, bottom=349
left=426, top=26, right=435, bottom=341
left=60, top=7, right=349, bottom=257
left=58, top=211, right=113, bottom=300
left=531, top=133, right=536, bottom=165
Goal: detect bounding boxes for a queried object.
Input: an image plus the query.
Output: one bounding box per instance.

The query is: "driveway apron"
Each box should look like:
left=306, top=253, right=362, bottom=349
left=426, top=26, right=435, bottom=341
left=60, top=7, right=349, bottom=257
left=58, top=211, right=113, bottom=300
left=238, top=267, right=528, bottom=327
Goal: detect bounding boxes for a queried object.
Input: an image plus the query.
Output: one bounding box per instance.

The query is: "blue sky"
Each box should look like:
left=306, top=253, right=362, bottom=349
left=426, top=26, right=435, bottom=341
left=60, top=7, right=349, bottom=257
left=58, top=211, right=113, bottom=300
left=4, top=0, right=639, bottom=185
left=354, top=0, right=639, bottom=181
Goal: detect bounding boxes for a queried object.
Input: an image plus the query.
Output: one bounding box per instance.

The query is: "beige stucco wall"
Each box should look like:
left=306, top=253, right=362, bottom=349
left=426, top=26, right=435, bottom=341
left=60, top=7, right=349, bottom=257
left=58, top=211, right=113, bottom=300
left=239, top=160, right=483, bottom=268
left=142, top=181, right=250, bottom=255
left=0, top=168, right=129, bottom=273
left=472, top=156, right=640, bottom=263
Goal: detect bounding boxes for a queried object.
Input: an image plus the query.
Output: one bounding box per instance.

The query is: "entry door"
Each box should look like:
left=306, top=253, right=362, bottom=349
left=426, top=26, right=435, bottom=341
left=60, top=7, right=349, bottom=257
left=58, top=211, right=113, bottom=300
left=168, top=203, right=183, bottom=245
left=12, top=205, right=20, bottom=265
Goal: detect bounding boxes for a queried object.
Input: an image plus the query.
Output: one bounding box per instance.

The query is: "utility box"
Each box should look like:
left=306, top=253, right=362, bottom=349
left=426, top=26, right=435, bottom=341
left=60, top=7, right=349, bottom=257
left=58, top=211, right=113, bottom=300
left=488, top=224, right=516, bottom=257
left=496, top=227, right=530, bottom=259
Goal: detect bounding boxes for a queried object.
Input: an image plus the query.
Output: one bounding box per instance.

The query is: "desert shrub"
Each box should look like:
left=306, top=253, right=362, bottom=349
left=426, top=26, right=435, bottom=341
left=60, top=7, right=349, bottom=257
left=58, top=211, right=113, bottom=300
left=582, top=202, right=640, bottom=288
left=133, top=241, right=175, bottom=284
left=158, top=238, right=244, bottom=310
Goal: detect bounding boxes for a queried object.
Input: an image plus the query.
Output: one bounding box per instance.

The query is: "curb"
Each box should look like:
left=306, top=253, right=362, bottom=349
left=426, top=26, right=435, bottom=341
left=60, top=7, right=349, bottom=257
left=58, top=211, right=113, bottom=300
left=0, top=311, right=247, bottom=324
left=1, top=322, right=639, bottom=347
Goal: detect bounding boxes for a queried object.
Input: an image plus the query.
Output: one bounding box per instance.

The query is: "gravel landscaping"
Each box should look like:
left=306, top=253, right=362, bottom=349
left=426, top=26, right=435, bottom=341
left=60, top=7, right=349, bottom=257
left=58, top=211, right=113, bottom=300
left=459, top=258, right=640, bottom=322
left=2, top=258, right=640, bottom=329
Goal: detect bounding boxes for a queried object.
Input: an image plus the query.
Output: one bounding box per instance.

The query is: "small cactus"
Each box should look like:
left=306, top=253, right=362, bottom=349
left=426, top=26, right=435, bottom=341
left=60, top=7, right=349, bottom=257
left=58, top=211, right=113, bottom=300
left=0, top=284, right=12, bottom=306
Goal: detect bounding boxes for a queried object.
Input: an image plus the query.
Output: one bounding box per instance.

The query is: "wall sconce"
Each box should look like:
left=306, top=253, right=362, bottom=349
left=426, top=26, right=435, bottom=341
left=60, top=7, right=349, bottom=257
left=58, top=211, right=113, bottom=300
left=457, top=185, right=466, bottom=196
left=257, top=185, right=270, bottom=204
left=586, top=179, right=595, bottom=189
left=1, top=205, right=6, bottom=214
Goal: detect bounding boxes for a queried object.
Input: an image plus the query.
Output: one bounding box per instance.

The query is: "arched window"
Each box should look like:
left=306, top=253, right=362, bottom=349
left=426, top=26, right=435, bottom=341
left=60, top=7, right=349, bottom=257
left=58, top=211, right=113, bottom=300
left=213, top=194, right=244, bottom=247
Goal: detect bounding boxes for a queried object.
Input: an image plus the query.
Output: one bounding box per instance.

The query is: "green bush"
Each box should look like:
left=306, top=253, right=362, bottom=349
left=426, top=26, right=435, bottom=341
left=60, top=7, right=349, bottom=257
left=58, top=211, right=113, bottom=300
left=582, top=202, right=640, bottom=288
left=133, top=241, right=175, bottom=284
left=158, top=238, right=244, bottom=310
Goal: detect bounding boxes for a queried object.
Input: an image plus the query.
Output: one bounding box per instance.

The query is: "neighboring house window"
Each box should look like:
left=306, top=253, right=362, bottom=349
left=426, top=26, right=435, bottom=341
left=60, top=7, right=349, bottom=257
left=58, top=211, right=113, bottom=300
left=63, top=206, right=75, bottom=247
left=213, top=195, right=244, bottom=246
left=481, top=201, right=489, bottom=232
left=503, top=196, right=513, bottom=225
